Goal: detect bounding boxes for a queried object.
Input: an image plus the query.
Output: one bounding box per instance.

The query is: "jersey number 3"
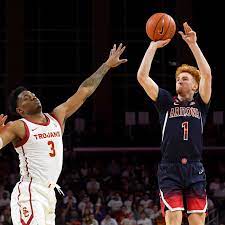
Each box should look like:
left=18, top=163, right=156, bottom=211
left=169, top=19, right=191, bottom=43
left=182, top=121, right=189, bottom=141
left=48, top=141, right=56, bottom=157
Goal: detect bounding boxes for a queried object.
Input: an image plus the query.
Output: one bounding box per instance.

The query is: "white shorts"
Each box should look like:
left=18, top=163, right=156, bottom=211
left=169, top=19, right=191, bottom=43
left=10, top=179, right=57, bottom=225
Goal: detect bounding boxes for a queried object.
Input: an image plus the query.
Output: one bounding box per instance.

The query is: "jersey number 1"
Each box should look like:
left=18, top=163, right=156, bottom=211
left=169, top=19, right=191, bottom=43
left=182, top=121, right=189, bottom=141
left=48, top=141, right=56, bottom=157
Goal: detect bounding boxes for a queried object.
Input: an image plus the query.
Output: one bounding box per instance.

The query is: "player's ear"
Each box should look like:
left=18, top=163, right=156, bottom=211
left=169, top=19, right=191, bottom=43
left=192, top=78, right=198, bottom=92
left=16, top=107, right=24, bottom=116
left=192, top=82, right=198, bottom=92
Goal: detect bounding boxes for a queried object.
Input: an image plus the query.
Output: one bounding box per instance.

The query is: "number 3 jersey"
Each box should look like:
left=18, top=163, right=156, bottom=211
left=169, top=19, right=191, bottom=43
left=155, top=88, right=210, bottom=162
left=14, top=113, right=63, bottom=185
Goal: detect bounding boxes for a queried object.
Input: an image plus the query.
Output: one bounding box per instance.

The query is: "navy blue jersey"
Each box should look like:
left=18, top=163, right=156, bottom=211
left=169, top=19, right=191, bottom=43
left=154, top=88, right=210, bottom=162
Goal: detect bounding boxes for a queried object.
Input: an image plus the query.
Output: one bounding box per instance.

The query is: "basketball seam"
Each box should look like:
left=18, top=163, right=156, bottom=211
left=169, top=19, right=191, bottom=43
left=161, top=16, right=171, bottom=40
left=153, top=14, right=166, bottom=41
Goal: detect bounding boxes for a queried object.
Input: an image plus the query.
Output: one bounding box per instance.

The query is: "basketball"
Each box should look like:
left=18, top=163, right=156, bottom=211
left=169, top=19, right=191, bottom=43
left=146, top=13, right=176, bottom=41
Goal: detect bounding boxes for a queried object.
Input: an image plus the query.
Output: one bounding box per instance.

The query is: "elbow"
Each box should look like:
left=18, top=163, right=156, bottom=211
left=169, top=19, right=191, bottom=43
left=204, top=67, right=212, bottom=80
left=78, top=86, right=92, bottom=99
left=137, top=72, right=145, bottom=84
left=200, top=69, right=212, bottom=83
left=204, top=71, right=212, bottom=82
left=207, top=71, right=212, bottom=80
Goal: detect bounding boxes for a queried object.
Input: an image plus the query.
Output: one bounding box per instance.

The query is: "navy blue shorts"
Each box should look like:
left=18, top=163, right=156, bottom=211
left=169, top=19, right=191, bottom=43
left=157, top=160, right=207, bottom=216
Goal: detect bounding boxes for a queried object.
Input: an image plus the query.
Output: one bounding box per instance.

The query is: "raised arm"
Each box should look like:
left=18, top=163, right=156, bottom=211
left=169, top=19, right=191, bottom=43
left=52, top=43, right=127, bottom=129
left=137, top=39, right=170, bottom=101
left=179, top=22, right=212, bottom=104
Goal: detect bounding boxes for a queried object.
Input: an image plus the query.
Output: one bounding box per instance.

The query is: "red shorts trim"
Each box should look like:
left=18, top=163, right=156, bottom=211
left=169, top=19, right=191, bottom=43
left=186, top=195, right=207, bottom=213
left=159, top=189, right=207, bottom=217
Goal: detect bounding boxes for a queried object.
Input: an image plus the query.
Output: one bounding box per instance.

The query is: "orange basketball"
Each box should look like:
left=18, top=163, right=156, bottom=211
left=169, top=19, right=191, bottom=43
left=146, top=13, right=176, bottom=41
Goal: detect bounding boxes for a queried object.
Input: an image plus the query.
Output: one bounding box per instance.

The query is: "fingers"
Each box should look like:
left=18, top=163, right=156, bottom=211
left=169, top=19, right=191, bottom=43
left=110, top=43, right=126, bottom=56
left=118, top=43, right=123, bottom=51
left=119, top=59, right=128, bottom=64
left=2, top=115, right=7, bottom=124
left=183, top=22, right=188, bottom=33
left=183, top=22, right=192, bottom=33
left=0, top=114, right=7, bottom=126
left=113, top=43, right=123, bottom=55
left=186, top=23, right=192, bottom=32
left=188, top=31, right=195, bottom=35
left=116, top=44, right=127, bottom=58
left=179, top=29, right=195, bottom=40
left=0, top=114, right=7, bottom=120
left=156, top=39, right=171, bottom=48
left=112, top=44, right=116, bottom=54
left=109, top=49, right=112, bottom=57
left=109, top=44, right=116, bottom=56
left=178, top=31, right=184, bottom=35
left=118, top=45, right=126, bottom=55
left=178, top=31, right=185, bottom=37
left=162, top=39, right=171, bottom=45
left=108, top=43, right=127, bottom=68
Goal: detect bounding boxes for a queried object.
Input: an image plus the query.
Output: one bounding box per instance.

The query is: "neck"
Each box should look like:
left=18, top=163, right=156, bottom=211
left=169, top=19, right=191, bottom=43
left=177, top=93, right=194, bottom=102
left=24, top=112, right=46, bottom=123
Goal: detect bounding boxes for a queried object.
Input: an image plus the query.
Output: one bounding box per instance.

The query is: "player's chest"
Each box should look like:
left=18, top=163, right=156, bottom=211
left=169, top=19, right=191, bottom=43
left=168, top=106, right=201, bottom=120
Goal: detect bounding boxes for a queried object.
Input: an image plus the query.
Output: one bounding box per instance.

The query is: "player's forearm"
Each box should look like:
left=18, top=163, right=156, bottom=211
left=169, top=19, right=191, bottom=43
left=0, top=133, right=11, bottom=149
left=189, top=43, right=212, bottom=79
left=137, top=44, right=157, bottom=81
left=79, top=63, right=111, bottom=98
left=0, top=123, right=17, bottom=149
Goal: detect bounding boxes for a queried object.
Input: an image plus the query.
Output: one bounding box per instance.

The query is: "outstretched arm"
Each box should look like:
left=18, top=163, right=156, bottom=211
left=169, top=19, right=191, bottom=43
left=179, top=22, right=212, bottom=104
left=52, top=43, right=127, bottom=129
left=137, top=39, right=170, bottom=101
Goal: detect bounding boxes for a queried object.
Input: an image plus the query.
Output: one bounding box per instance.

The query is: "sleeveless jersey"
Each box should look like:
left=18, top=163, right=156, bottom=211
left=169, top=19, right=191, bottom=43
left=14, top=113, right=63, bottom=185
left=154, top=88, right=210, bottom=162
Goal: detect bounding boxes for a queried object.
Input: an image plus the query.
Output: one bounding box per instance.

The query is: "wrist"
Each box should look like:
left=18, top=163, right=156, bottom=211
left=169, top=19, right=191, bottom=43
left=188, top=42, right=198, bottom=48
left=104, top=61, right=112, bottom=69
left=148, top=42, right=157, bottom=51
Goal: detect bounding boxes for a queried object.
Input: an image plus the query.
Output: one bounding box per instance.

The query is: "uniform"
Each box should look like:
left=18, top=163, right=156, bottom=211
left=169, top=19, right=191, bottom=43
left=155, top=88, right=209, bottom=216
left=10, top=113, right=63, bottom=225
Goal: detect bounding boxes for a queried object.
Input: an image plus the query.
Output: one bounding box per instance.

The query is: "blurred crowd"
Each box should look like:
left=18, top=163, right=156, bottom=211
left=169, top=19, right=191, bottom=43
left=0, top=147, right=225, bottom=225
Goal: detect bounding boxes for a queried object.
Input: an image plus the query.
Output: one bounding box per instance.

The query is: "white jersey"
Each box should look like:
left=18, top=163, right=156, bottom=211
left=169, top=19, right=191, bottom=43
left=14, top=113, right=63, bottom=185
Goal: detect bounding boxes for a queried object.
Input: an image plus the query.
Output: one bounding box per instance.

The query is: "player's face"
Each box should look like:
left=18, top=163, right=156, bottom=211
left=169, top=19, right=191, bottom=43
left=16, top=91, right=42, bottom=116
left=176, top=72, right=198, bottom=96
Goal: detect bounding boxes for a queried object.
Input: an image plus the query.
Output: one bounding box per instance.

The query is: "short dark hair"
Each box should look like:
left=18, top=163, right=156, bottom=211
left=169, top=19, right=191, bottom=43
left=8, top=86, right=27, bottom=115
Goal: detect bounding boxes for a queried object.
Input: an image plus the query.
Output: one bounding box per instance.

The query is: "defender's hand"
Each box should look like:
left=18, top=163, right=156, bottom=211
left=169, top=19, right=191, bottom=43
left=105, top=43, right=128, bottom=68
left=0, top=114, right=7, bottom=131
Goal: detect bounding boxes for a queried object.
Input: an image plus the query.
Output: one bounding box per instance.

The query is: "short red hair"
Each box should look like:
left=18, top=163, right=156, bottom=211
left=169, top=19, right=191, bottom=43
left=175, top=64, right=201, bottom=85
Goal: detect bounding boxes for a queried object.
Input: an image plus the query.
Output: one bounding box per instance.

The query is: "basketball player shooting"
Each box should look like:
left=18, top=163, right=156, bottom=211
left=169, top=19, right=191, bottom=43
left=0, top=43, right=127, bottom=225
left=137, top=22, right=212, bottom=225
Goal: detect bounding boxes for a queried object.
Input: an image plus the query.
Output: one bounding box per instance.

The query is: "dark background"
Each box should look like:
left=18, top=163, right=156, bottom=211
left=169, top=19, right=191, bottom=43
left=0, top=0, right=224, bottom=147
left=1, top=1, right=225, bottom=224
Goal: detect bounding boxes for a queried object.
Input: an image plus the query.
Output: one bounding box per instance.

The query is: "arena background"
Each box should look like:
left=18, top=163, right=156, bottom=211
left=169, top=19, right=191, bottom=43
left=0, top=1, right=225, bottom=225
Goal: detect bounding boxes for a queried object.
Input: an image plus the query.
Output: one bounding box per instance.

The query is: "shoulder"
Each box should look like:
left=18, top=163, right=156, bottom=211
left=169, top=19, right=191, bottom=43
left=154, top=88, right=174, bottom=110
left=1, top=120, right=27, bottom=145
left=194, top=93, right=210, bottom=110
left=6, top=120, right=25, bottom=132
left=156, top=88, right=173, bottom=100
left=48, top=112, right=64, bottom=131
left=10, top=120, right=29, bottom=142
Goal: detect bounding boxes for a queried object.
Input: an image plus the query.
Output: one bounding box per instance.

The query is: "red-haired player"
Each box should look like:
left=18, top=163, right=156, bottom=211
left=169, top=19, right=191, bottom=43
left=137, top=22, right=212, bottom=225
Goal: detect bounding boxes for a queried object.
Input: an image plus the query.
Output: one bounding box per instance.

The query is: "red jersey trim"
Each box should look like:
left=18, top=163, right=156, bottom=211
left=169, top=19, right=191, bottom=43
left=24, top=114, right=50, bottom=126
left=50, top=113, right=63, bottom=130
left=15, top=121, right=30, bottom=148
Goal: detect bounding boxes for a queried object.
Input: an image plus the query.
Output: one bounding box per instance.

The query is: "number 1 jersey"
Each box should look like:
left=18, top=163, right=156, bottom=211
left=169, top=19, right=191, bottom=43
left=154, top=88, right=210, bottom=162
